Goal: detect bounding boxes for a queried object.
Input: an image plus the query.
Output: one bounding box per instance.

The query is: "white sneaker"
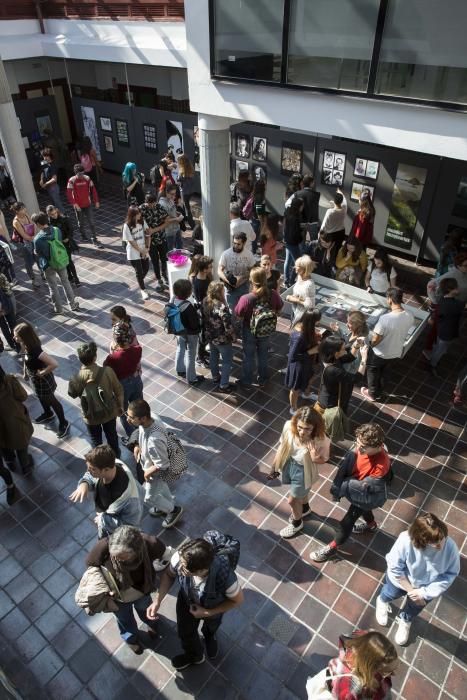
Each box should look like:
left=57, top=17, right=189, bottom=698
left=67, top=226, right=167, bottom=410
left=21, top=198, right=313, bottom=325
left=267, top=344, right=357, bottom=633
left=395, top=617, right=411, bottom=645
left=301, top=391, right=317, bottom=401
left=279, top=520, right=303, bottom=538
left=141, top=289, right=149, bottom=301
left=375, top=596, right=390, bottom=626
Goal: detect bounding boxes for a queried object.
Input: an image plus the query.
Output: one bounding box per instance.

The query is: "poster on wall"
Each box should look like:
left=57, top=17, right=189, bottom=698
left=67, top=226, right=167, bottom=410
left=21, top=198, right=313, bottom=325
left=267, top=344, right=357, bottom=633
left=252, top=137, right=267, bottom=162
left=116, top=119, right=130, bottom=147
left=252, top=165, right=267, bottom=182
left=235, top=134, right=250, bottom=158
left=81, top=106, right=101, bottom=159
left=235, top=160, right=249, bottom=180
left=351, top=181, right=375, bottom=202
left=321, top=150, right=346, bottom=185
left=100, top=117, right=112, bottom=132
left=166, top=120, right=184, bottom=156
left=281, top=142, right=303, bottom=175
left=104, top=135, right=114, bottom=153
left=193, top=126, right=200, bottom=171
left=143, top=123, right=158, bottom=153
left=384, top=164, right=427, bottom=250
left=36, top=114, right=53, bottom=138
left=354, top=157, right=379, bottom=180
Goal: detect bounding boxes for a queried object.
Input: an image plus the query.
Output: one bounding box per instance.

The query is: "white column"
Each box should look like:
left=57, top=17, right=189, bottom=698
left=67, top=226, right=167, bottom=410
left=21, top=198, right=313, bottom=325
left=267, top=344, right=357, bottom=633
left=198, top=113, right=240, bottom=266
left=0, top=57, right=39, bottom=214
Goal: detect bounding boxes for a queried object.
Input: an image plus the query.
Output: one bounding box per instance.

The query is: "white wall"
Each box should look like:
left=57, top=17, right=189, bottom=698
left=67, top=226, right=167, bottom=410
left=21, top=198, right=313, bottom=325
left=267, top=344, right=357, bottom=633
left=184, top=0, right=467, bottom=162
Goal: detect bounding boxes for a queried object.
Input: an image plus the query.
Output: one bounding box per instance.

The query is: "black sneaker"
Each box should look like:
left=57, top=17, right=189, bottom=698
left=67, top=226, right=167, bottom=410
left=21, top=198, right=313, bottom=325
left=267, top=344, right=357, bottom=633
left=34, top=411, right=54, bottom=424
left=218, top=384, right=233, bottom=394
left=172, top=653, right=205, bottom=671
left=162, top=505, right=183, bottom=528
left=57, top=421, right=70, bottom=439
left=75, top=281, right=81, bottom=288
left=127, top=641, right=144, bottom=655
left=93, top=240, right=104, bottom=249
left=203, top=633, right=218, bottom=659
left=6, top=484, right=17, bottom=506
left=177, top=371, right=186, bottom=378
left=188, top=376, right=205, bottom=386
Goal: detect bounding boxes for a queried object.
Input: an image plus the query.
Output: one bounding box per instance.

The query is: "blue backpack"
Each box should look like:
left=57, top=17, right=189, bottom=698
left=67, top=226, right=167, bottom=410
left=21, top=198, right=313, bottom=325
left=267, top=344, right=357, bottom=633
left=164, top=300, right=190, bottom=335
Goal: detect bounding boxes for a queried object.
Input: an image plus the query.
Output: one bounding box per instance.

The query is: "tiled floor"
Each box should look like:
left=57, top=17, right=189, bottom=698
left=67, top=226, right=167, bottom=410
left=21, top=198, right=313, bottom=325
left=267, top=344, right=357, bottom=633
left=0, top=176, right=465, bottom=699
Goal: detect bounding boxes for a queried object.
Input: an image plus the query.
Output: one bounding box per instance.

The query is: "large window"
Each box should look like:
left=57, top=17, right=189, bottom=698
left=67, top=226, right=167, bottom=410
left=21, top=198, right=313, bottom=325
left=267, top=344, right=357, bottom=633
left=212, top=0, right=285, bottom=82
left=287, top=0, right=380, bottom=92
left=375, top=0, right=467, bottom=104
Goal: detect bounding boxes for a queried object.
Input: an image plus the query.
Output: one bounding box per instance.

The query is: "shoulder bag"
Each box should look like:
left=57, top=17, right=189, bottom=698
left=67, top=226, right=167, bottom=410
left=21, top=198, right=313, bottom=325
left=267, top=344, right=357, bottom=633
left=321, top=371, right=349, bottom=442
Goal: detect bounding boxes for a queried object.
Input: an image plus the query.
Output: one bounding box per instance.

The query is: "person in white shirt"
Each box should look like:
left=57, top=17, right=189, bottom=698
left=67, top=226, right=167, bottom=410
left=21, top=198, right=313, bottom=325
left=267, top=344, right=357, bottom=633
left=122, top=206, right=150, bottom=301
left=361, top=287, right=414, bottom=402
left=218, top=232, right=256, bottom=328
left=320, top=188, right=347, bottom=250
left=229, top=203, right=256, bottom=252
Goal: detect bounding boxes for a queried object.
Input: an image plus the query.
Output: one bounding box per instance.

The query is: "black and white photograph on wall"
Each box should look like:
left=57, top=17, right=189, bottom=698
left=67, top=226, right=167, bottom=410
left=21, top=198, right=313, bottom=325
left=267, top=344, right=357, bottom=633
left=333, top=153, right=346, bottom=171
left=351, top=181, right=374, bottom=202
left=100, top=117, right=112, bottom=132
left=281, top=142, right=303, bottom=175
left=321, top=150, right=346, bottom=185
left=322, top=169, right=333, bottom=185
left=143, top=123, right=158, bottom=153
left=365, top=160, right=379, bottom=180
left=235, top=160, right=249, bottom=180
left=36, top=114, right=53, bottom=139
left=332, top=170, right=344, bottom=186
left=116, top=119, right=130, bottom=147
left=235, top=134, right=250, bottom=159
left=193, top=126, right=200, bottom=171
left=252, top=137, right=267, bottom=162
left=104, top=135, right=114, bottom=153
left=253, top=165, right=267, bottom=182
left=323, top=150, right=335, bottom=169
left=81, top=106, right=101, bottom=159
left=354, top=158, right=367, bottom=177
left=166, top=120, right=184, bottom=156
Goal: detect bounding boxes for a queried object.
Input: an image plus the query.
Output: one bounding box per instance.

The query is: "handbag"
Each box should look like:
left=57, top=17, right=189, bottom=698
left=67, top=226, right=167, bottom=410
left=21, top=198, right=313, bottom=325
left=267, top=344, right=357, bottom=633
left=306, top=668, right=353, bottom=699
left=320, top=372, right=349, bottom=442
left=100, top=565, right=143, bottom=604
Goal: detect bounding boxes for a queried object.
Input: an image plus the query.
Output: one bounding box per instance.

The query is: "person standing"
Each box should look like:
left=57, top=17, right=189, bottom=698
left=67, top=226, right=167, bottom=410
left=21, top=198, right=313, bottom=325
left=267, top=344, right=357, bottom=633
left=229, top=203, right=256, bottom=252
left=259, top=214, right=283, bottom=267
left=310, top=423, right=391, bottom=562
left=361, top=288, right=414, bottom=402
left=104, top=323, right=143, bottom=437
left=234, top=267, right=283, bottom=388
left=80, top=140, right=101, bottom=194
left=285, top=254, right=316, bottom=326
left=294, top=173, right=321, bottom=226
left=218, top=232, right=256, bottom=329
left=260, top=255, right=281, bottom=291
left=39, top=149, right=64, bottom=210
left=122, top=162, right=145, bottom=206
left=68, top=341, right=124, bottom=458
left=190, top=255, right=213, bottom=369
left=11, top=202, right=42, bottom=288
left=283, top=197, right=305, bottom=288
left=0, top=273, right=20, bottom=352
left=365, top=248, right=397, bottom=297
left=350, top=190, right=376, bottom=248
left=285, top=310, right=320, bottom=415
left=311, top=231, right=337, bottom=279
left=159, top=183, right=184, bottom=250
left=13, top=322, right=70, bottom=438
left=423, top=277, right=464, bottom=377
left=171, top=278, right=204, bottom=385
left=315, top=335, right=355, bottom=418
left=375, top=513, right=460, bottom=646
left=0, top=455, right=17, bottom=505
left=122, top=206, right=150, bottom=301
left=46, top=205, right=80, bottom=287
left=320, top=188, right=347, bottom=250
left=127, top=399, right=184, bottom=528
left=177, top=155, right=196, bottom=229
left=66, top=164, right=102, bottom=247
left=202, top=281, right=236, bottom=393
left=139, top=193, right=171, bottom=292
left=0, top=365, right=34, bottom=474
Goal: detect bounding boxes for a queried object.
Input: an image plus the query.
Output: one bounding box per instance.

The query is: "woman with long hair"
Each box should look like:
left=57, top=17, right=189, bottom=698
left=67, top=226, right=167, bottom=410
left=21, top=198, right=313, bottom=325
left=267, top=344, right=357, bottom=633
left=285, top=309, right=321, bottom=414
left=11, top=201, right=42, bottom=287
left=177, top=155, right=196, bottom=229
left=331, top=310, right=370, bottom=380
left=260, top=214, right=283, bottom=266
left=122, top=206, right=150, bottom=301
left=365, top=248, right=397, bottom=296
left=0, top=364, right=34, bottom=475
left=350, top=189, right=376, bottom=247
left=13, top=322, right=69, bottom=439
left=190, top=255, right=213, bottom=368
left=260, top=254, right=281, bottom=291
left=122, top=163, right=145, bottom=206
left=283, top=196, right=305, bottom=287
left=234, top=267, right=283, bottom=388
left=271, top=406, right=330, bottom=539
left=286, top=254, right=316, bottom=325
left=109, top=305, right=138, bottom=353
left=335, top=237, right=368, bottom=286
left=315, top=335, right=354, bottom=417
left=202, top=281, right=236, bottom=392
left=80, top=139, right=101, bottom=194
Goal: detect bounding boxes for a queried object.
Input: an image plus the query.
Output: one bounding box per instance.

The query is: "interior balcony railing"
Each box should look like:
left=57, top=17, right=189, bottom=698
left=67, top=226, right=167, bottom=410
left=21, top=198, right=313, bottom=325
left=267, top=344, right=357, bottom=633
left=0, top=0, right=185, bottom=21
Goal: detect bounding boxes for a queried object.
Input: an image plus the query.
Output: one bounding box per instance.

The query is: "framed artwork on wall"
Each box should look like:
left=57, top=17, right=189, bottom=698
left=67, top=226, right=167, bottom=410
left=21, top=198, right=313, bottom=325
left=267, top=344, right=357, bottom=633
left=252, top=164, right=267, bottom=182
left=166, top=120, right=184, bottom=156
left=252, top=136, right=267, bottom=162
left=281, top=142, right=303, bottom=175
left=321, top=150, right=346, bottom=185
left=36, top=114, right=53, bottom=138
left=104, top=135, right=114, bottom=153
left=351, top=181, right=375, bottom=202
left=143, top=123, right=158, bottom=153
left=100, top=117, right=112, bottom=132
left=235, top=134, right=250, bottom=159
left=235, top=160, right=249, bottom=180
left=81, top=106, right=101, bottom=159
left=116, top=119, right=130, bottom=147
left=354, top=157, right=379, bottom=180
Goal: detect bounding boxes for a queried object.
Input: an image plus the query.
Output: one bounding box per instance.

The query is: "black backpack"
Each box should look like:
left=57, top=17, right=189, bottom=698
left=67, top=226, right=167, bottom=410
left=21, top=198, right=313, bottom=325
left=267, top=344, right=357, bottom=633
left=203, top=530, right=240, bottom=570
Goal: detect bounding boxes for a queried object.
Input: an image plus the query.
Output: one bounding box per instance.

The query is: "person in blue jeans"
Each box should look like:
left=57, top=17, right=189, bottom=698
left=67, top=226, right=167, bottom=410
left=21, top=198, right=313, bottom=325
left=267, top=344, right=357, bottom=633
left=172, top=278, right=204, bottom=386
left=218, top=232, right=256, bottom=334
left=234, top=267, right=283, bottom=388
left=85, top=525, right=173, bottom=655
left=375, top=512, right=460, bottom=646
left=283, top=196, right=304, bottom=288
left=202, top=281, right=236, bottom=393
left=40, top=149, right=64, bottom=211
left=104, top=323, right=143, bottom=437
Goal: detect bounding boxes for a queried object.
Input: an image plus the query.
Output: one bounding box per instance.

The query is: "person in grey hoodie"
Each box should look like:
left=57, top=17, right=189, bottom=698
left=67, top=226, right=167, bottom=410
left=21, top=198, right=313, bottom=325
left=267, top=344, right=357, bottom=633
left=158, top=183, right=184, bottom=250
left=69, top=444, right=143, bottom=539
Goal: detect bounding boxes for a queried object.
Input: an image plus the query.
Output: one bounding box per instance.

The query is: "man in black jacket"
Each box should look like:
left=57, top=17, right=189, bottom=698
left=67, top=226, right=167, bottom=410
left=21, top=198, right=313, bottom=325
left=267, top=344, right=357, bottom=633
left=46, top=204, right=80, bottom=286
left=295, top=173, right=321, bottom=226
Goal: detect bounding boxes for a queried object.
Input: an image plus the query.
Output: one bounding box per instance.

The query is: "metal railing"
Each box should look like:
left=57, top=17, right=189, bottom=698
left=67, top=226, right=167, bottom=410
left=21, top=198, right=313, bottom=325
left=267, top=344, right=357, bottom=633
left=0, top=1, right=185, bottom=21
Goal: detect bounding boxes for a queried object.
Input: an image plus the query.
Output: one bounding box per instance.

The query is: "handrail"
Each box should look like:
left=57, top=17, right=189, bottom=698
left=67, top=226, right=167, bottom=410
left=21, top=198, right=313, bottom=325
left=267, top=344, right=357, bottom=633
left=0, top=1, right=185, bottom=21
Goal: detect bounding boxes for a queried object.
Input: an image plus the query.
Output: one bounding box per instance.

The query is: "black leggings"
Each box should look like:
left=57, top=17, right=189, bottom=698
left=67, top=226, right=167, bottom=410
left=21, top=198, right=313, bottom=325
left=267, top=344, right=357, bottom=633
left=334, top=504, right=375, bottom=546
left=0, top=456, right=13, bottom=487
left=40, top=394, right=66, bottom=426
left=149, top=240, right=168, bottom=281
left=130, top=258, right=149, bottom=290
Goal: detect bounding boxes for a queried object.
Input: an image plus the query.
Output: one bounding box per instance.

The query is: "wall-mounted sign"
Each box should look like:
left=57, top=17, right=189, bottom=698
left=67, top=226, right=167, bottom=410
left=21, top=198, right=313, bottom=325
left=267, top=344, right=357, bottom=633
left=384, top=164, right=427, bottom=250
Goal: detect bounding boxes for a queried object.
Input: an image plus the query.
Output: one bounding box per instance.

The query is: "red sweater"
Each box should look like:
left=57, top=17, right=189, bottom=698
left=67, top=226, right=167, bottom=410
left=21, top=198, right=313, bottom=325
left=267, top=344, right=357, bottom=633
left=104, top=345, right=142, bottom=380
left=350, top=212, right=373, bottom=246
left=67, top=174, right=99, bottom=208
left=352, top=450, right=390, bottom=480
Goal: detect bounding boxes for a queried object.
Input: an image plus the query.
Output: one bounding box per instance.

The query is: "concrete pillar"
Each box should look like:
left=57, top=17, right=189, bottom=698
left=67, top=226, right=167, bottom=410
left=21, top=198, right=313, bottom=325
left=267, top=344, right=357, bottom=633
left=198, top=114, right=240, bottom=265
left=0, top=57, right=39, bottom=214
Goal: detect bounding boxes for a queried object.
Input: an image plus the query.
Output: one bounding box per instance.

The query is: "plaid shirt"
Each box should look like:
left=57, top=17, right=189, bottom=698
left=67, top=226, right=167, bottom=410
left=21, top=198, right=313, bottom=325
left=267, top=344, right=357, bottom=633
left=328, top=635, right=392, bottom=700
left=139, top=203, right=168, bottom=245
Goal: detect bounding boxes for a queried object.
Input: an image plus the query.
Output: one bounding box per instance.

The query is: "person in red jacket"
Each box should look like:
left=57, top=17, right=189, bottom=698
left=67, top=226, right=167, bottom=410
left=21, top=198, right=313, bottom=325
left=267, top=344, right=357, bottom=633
left=67, top=164, right=102, bottom=248
left=350, top=190, right=375, bottom=248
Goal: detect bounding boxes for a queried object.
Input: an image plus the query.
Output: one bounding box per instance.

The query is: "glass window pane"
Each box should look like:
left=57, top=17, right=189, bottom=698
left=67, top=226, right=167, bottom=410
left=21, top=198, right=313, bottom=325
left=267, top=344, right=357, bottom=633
left=213, top=0, right=285, bottom=82
left=376, top=0, right=467, bottom=104
left=287, top=0, right=380, bottom=91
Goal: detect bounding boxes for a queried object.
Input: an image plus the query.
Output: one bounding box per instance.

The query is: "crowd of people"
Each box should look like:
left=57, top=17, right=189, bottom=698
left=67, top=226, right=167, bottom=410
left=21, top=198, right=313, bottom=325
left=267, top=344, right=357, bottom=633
left=0, top=153, right=464, bottom=697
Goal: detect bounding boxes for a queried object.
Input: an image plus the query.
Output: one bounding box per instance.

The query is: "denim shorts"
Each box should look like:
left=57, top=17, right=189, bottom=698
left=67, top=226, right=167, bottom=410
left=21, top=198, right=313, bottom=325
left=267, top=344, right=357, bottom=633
left=281, top=457, right=310, bottom=498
